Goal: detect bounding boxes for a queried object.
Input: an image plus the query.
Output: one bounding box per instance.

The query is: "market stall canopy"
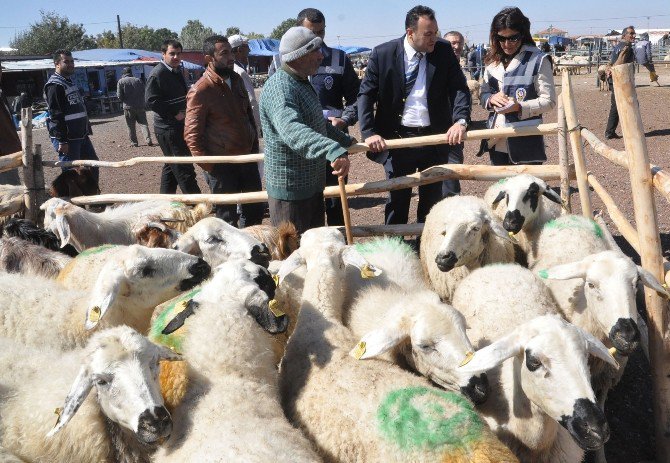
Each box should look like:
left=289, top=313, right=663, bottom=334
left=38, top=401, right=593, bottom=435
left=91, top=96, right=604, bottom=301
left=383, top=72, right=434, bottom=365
left=333, top=45, right=371, bottom=55
left=248, top=39, right=280, bottom=57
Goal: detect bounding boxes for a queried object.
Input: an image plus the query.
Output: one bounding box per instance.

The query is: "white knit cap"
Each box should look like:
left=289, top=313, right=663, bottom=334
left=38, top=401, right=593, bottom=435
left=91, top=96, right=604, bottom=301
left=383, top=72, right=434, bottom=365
left=279, top=26, right=323, bottom=63
left=228, top=34, right=249, bottom=49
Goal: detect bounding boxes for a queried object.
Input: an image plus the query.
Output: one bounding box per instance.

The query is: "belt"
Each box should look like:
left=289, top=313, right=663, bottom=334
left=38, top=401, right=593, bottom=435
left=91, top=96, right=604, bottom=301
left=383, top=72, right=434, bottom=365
left=397, top=125, right=431, bottom=137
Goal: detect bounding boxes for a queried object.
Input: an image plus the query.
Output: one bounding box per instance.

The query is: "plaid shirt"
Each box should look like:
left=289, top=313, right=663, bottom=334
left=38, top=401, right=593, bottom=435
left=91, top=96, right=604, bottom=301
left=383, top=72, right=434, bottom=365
left=260, top=66, right=352, bottom=201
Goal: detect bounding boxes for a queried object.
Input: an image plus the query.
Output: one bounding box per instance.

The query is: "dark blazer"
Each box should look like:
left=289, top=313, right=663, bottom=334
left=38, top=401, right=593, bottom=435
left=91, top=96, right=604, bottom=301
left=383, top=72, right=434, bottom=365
left=358, top=36, right=470, bottom=162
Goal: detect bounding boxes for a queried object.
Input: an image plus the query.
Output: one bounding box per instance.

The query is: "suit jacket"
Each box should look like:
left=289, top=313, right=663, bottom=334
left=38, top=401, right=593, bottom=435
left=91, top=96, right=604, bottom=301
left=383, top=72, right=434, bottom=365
left=358, top=36, right=471, bottom=163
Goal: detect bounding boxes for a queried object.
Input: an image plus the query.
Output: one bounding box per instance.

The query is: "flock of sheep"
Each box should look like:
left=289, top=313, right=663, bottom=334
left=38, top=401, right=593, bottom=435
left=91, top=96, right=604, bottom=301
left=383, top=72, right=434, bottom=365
left=0, top=172, right=665, bottom=463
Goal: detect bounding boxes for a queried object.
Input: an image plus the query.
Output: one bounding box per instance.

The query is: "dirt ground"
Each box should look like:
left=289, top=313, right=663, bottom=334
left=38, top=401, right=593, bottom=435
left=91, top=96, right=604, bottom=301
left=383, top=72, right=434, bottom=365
left=32, top=65, right=670, bottom=462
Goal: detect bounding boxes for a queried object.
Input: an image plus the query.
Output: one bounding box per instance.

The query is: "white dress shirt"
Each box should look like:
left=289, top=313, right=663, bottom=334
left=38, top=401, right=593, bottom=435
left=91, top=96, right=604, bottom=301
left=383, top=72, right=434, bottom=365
left=401, top=36, right=430, bottom=128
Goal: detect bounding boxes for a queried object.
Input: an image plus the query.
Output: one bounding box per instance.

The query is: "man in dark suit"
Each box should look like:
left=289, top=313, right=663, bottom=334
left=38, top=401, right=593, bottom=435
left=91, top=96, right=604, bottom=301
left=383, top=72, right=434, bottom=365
left=358, top=5, right=471, bottom=225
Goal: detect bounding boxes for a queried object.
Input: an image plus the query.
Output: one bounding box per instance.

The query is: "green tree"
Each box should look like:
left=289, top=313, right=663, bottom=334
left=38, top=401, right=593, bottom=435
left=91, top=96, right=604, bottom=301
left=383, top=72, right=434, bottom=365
left=225, top=26, right=241, bottom=36
left=180, top=20, right=215, bottom=50
left=10, top=10, right=97, bottom=54
left=270, top=18, right=295, bottom=40
left=96, top=30, right=118, bottom=48
left=121, top=25, right=178, bottom=51
left=246, top=32, right=265, bottom=39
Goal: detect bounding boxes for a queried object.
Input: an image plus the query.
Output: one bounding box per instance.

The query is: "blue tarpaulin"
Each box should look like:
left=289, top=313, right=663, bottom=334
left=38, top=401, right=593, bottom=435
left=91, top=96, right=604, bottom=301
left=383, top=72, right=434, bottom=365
left=248, top=39, right=280, bottom=57
left=72, top=49, right=203, bottom=70
left=333, top=45, right=371, bottom=55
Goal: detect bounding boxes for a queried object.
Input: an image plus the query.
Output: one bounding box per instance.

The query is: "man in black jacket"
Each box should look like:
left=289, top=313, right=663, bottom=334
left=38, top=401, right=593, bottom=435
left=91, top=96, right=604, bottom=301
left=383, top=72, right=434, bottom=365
left=0, top=62, right=21, bottom=185
left=358, top=5, right=471, bottom=225
left=44, top=49, right=99, bottom=181
left=605, top=26, right=636, bottom=140
left=145, top=39, right=201, bottom=194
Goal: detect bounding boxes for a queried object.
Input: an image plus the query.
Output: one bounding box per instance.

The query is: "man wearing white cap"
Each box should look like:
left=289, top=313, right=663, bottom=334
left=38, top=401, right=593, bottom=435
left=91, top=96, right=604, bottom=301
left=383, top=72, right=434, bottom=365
left=260, top=26, right=354, bottom=234
left=229, top=34, right=261, bottom=134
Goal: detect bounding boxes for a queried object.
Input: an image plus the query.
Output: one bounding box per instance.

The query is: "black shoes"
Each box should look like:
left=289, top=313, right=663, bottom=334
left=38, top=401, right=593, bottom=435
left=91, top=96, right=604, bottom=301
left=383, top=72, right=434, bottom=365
left=605, top=133, right=622, bottom=140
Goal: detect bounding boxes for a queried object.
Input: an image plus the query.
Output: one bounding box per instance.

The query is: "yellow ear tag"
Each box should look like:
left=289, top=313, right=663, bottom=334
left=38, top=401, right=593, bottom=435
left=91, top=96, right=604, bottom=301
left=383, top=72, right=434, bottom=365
left=361, top=264, right=378, bottom=279
left=272, top=274, right=280, bottom=287
left=88, top=306, right=101, bottom=324
left=608, top=347, right=617, bottom=357
left=350, top=341, right=367, bottom=360
left=459, top=351, right=475, bottom=367
left=53, top=407, right=63, bottom=427
left=269, top=299, right=285, bottom=317
left=176, top=299, right=189, bottom=312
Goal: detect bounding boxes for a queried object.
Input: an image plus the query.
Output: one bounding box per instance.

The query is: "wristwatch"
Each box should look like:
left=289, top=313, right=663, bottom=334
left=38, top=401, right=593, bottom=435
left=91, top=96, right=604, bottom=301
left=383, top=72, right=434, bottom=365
left=456, top=118, right=468, bottom=128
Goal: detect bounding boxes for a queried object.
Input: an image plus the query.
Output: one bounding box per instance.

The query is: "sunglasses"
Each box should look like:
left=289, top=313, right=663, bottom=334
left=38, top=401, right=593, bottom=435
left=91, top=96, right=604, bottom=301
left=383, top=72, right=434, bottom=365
left=496, top=33, right=522, bottom=43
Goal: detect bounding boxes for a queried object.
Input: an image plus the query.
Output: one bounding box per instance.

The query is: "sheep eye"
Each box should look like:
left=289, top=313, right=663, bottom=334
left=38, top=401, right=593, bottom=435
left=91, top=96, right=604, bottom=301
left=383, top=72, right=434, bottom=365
left=525, top=350, right=542, bottom=372
left=206, top=236, right=223, bottom=244
left=418, top=343, right=435, bottom=352
left=142, top=267, right=155, bottom=277
left=95, top=377, right=110, bottom=386
left=470, top=226, right=481, bottom=233
left=440, top=230, right=447, bottom=236
left=587, top=281, right=596, bottom=290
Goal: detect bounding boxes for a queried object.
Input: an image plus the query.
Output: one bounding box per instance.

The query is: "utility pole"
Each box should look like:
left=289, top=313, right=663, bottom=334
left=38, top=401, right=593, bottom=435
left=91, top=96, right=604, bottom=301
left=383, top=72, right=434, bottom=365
left=117, top=15, right=124, bottom=48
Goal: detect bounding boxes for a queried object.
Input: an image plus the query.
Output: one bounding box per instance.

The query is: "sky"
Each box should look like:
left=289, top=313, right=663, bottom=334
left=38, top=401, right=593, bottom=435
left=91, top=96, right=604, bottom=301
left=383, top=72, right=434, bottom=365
left=1, top=0, right=669, bottom=49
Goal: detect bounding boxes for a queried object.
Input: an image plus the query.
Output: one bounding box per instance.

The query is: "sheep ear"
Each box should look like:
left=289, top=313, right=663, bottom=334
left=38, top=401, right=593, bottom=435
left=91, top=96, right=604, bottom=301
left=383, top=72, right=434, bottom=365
left=85, top=265, right=127, bottom=330
left=342, top=247, right=382, bottom=278
left=352, top=323, right=406, bottom=360
left=46, top=366, right=92, bottom=437
left=276, top=250, right=303, bottom=285
left=637, top=266, right=670, bottom=299
left=538, top=258, right=591, bottom=281
left=161, top=299, right=199, bottom=335
left=491, top=190, right=506, bottom=209
left=541, top=186, right=563, bottom=205
left=154, top=343, right=182, bottom=361
left=486, top=216, right=515, bottom=243
left=52, top=213, right=71, bottom=249
left=573, top=324, right=619, bottom=369
left=457, top=331, right=522, bottom=373
left=172, top=235, right=199, bottom=255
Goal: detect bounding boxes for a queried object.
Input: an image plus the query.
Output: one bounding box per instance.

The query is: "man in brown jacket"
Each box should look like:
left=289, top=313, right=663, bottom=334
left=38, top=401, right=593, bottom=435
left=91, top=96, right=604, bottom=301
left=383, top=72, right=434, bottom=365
left=185, top=35, right=263, bottom=227
left=0, top=62, right=21, bottom=185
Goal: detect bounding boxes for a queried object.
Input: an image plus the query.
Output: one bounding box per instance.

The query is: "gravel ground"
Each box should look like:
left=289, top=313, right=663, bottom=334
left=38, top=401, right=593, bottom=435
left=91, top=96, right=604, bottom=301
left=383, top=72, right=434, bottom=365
left=31, top=65, right=670, bottom=462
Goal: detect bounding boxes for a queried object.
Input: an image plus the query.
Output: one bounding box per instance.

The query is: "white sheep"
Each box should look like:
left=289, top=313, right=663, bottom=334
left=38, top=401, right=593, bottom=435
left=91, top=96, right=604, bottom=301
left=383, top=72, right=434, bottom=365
left=0, top=184, right=24, bottom=219
left=0, top=245, right=210, bottom=350
left=40, top=198, right=210, bottom=252
left=483, top=174, right=563, bottom=264
left=0, top=236, right=72, bottom=278
left=452, top=264, right=617, bottom=463
left=0, top=326, right=180, bottom=463
left=420, top=195, right=516, bottom=302
left=172, top=216, right=271, bottom=268
left=152, top=259, right=321, bottom=463
left=278, top=228, right=519, bottom=463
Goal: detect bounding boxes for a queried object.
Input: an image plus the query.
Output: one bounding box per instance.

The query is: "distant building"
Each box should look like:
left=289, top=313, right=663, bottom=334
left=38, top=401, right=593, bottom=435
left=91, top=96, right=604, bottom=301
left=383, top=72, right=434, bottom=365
left=535, top=26, right=568, bottom=39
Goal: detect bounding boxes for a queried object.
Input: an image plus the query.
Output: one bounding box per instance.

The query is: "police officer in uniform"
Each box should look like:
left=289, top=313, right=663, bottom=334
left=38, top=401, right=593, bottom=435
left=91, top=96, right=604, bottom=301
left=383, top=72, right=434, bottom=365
left=45, top=49, right=99, bottom=181
left=268, top=8, right=360, bottom=226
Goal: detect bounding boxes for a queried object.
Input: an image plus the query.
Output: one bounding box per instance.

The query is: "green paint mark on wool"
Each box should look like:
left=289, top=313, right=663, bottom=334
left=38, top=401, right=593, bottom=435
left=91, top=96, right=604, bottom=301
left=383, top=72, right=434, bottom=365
left=149, top=288, right=201, bottom=353
left=78, top=244, right=118, bottom=258
left=538, top=269, right=549, bottom=279
left=377, top=386, right=484, bottom=452
left=496, top=177, right=510, bottom=184
left=545, top=216, right=603, bottom=238
left=355, top=236, right=415, bottom=257
left=170, top=201, right=185, bottom=208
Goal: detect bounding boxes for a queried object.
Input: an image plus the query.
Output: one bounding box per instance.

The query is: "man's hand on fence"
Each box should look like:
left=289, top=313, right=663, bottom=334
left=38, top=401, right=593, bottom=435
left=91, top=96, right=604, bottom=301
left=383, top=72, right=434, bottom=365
left=365, top=135, right=387, bottom=153
left=58, top=143, right=69, bottom=155
left=329, top=117, right=348, bottom=129
left=175, top=111, right=186, bottom=121
left=331, top=156, right=350, bottom=177
left=445, top=124, right=466, bottom=145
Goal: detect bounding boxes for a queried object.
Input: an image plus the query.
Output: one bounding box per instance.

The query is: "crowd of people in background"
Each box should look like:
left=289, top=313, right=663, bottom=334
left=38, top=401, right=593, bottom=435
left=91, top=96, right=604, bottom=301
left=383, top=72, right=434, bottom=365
left=24, top=4, right=659, bottom=234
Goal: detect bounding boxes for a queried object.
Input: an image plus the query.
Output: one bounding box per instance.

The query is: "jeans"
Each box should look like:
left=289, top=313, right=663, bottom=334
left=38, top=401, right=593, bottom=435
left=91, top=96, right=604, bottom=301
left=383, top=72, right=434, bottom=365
left=442, top=143, right=463, bottom=197
left=124, top=108, right=152, bottom=145
left=154, top=126, right=201, bottom=195
left=204, top=163, right=264, bottom=228
left=268, top=192, right=325, bottom=235
left=383, top=145, right=448, bottom=225
left=50, top=136, right=99, bottom=182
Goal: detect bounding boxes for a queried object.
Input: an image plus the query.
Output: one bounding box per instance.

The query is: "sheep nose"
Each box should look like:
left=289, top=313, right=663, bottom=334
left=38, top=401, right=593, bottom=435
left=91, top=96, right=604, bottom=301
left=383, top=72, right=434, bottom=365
left=503, top=210, right=524, bottom=233
left=609, top=318, right=640, bottom=355
left=137, top=406, right=172, bottom=444
left=250, top=244, right=271, bottom=267
left=435, top=251, right=458, bottom=272
left=460, top=373, right=489, bottom=405
left=560, top=399, right=609, bottom=451
left=188, top=259, right=211, bottom=279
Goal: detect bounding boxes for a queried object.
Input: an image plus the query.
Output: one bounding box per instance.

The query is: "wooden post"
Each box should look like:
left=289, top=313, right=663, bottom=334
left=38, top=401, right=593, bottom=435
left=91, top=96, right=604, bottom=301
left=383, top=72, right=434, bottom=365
left=20, top=107, right=39, bottom=224
left=557, top=95, right=572, bottom=214
left=612, top=62, right=670, bottom=463
left=32, top=144, right=47, bottom=227
left=561, top=70, right=592, bottom=217
left=338, top=176, right=353, bottom=245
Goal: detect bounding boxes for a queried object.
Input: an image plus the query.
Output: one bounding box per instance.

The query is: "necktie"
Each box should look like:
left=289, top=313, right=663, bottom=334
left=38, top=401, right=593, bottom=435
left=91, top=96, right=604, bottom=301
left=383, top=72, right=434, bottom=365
left=405, top=52, right=423, bottom=98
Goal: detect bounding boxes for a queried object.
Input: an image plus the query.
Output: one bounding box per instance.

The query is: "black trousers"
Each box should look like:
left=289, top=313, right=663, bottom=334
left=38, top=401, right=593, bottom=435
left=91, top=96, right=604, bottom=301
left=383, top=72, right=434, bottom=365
left=382, top=139, right=449, bottom=225
left=489, top=150, right=543, bottom=166
left=268, top=192, right=324, bottom=235
left=204, top=163, right=264, bottom=228
left=324, top=167, right=346, bottom=226
left=605, top=89, right=619, bottom=138
left=155, top=126, right=201, bottom=195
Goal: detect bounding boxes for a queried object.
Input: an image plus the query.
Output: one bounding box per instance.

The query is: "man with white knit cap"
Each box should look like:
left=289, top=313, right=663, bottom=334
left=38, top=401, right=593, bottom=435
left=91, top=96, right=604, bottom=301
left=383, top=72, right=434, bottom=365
left=229, top=34, right=261, bottom=134
left=260, top=26, right=354, bottom=234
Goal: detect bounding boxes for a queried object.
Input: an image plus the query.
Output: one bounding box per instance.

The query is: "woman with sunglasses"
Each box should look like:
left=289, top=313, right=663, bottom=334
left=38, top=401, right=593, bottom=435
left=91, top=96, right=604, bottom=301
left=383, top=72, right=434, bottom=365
left=479, top=7, right=556, bottom=165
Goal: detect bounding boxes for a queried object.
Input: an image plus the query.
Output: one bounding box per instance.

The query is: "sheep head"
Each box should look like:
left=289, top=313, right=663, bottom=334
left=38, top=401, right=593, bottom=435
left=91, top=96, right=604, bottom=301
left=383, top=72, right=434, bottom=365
left=538, top=250, right=667, bottom=355
left=172, top=217, right=270, bottom=268
left=47, top=326, right=180, bottom=446
left=459, top=314, right=614, bottom=451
